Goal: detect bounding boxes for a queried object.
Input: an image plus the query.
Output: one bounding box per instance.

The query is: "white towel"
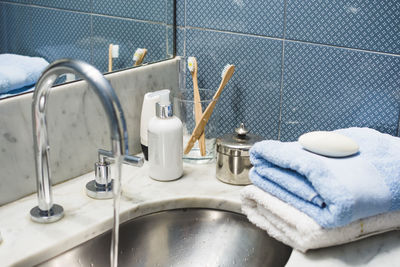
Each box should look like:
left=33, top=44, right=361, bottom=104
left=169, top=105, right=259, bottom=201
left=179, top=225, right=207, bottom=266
left=241, top=185, right=400, bottom=252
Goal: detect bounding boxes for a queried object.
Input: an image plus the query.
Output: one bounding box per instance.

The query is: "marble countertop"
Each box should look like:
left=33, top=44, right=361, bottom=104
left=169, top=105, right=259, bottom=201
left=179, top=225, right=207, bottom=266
left=0, top=161, right=399, bottom=266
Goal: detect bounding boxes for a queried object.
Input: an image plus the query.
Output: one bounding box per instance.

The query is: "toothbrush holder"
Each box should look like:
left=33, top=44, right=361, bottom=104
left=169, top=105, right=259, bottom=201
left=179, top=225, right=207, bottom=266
left=173, top=89, right=219, bottom=164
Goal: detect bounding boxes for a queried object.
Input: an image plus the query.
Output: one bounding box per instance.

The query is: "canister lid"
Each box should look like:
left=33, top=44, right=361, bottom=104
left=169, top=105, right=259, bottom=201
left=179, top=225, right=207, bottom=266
left=216, top=123, right=263, bottom=156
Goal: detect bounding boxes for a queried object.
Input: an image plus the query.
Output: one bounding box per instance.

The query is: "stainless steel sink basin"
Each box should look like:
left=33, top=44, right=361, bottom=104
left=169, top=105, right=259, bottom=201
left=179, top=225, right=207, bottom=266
left=38, top=208, right=292, bottom=266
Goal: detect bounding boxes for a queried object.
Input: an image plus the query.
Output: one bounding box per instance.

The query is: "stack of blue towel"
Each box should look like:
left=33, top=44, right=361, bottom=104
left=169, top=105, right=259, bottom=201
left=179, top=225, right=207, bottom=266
left=0, top=54, right=49, bottom=96
left=249, top=127, right=400, bottom=228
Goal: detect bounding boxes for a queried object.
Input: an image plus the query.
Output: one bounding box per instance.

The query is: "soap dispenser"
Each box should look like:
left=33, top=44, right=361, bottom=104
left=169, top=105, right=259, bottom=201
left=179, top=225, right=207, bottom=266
left=140, top=89, right=170, bottom=160
left=148, top=90, right=183, bottom=181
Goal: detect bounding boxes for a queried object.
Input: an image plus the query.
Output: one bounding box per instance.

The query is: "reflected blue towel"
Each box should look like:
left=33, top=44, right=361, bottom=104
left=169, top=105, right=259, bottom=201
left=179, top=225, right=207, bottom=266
left=0, top=54, right=49, bottom=93
left=250, top=127, right=400, bottom=228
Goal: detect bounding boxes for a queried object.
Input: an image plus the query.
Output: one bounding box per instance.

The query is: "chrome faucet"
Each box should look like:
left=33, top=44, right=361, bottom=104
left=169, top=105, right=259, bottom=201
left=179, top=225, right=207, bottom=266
left=31, top=59, right=143, bottom=223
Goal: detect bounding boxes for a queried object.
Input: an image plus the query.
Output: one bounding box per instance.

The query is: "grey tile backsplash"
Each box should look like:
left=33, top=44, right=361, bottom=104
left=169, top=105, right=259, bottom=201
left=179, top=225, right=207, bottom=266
left=177, top=0, right=400, bottom=139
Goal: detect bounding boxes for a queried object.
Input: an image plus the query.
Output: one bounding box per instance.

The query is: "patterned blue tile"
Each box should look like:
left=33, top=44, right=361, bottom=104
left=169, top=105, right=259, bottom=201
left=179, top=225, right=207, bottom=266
left=31, top=0, right=91, bottom=13
left=166, top=0, right=174, bottom=25
left=187, top=0, right=285, bottom=37
left=176, top=0, right=185, bottom=26
left=92, top=16, right=167, bottom=73
left=30, top=7, right=91, bottom=64
left=93, top=0, right=166, bottom=23
left=167, top=25, right=174, bottom=58
left=286, top=0, right=400, bottom=54
left=0, top=3, right=31, bottom=55
left=176, top=28, right=185, bottom=57
left=280, top=41, right=400, bottom=141
left=185, top=29, right=282, bottom=139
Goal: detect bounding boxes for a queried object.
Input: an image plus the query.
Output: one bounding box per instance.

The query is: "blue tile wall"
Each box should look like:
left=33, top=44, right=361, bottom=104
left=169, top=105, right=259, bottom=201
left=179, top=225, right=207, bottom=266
left=286, top=0, right=400, bottom=54
left=184, top=29, right=282, bottom=139
left=177, top=0, right=400, bottom=140
left=187, top=0, right=285, bottom=37
left=280, top=41, right=400, bottom=141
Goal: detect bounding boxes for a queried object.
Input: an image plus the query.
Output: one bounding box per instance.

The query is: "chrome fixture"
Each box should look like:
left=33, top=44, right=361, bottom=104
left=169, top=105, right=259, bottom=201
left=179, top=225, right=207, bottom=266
left=86, top=149, right=142, bottom=199
left=31, top=59, right=143, bottom=223
left=216, top=123, right=263, bottom=185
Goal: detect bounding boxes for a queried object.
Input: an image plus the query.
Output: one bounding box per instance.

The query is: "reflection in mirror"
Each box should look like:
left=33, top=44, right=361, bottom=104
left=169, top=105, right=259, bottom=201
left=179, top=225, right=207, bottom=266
left=0, top=0, right=175, bottom=99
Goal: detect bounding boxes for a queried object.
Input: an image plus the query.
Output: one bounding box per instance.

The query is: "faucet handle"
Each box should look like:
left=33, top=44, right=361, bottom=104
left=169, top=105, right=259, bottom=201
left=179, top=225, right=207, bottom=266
left=98, top=149, right=144, bottom=167
left=86, top=149, right=144, bottom=199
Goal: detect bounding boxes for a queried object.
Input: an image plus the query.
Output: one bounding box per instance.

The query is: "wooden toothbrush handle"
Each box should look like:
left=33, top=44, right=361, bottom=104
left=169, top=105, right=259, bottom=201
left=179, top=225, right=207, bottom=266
left=184, top=64, right=235, bottom=154
left=184, top=100, right=217, bottom=154
left=192, top=75, right=206, bottom=156
left=108, top=44, right=113, bottom=72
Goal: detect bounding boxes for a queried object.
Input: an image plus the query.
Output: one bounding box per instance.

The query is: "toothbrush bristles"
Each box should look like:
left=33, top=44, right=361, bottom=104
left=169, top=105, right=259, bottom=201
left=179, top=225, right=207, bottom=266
left=187, top=57, right=195, bottom=72
left=133, top=48, right=145, bottom=61
left=221, top=64, right=234, bottom=78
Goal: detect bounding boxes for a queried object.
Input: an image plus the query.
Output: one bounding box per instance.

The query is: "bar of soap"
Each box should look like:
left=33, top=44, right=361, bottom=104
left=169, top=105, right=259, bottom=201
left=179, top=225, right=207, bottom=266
left=298, top=131, right=359, bottom=157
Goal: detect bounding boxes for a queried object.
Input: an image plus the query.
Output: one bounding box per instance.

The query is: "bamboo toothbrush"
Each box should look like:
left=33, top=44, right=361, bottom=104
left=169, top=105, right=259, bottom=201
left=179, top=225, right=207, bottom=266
left=108, top=44, right=113, bottom=72
left=133, top=48, right=148, bottom=66
left=184, top=64, right=235, bottom=154
left=108, top=44, right=119, bottom=72
left=188, top=56, right=206, bottom=156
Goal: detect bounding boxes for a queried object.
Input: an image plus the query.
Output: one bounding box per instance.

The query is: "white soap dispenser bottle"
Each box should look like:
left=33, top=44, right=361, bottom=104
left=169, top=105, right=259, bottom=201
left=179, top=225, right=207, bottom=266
left=148, top=90, right=183, bottom=181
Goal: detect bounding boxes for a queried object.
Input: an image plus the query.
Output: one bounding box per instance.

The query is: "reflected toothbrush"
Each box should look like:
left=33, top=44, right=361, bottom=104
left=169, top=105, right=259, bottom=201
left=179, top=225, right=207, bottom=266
left=133, top=48, right=148, bottom=66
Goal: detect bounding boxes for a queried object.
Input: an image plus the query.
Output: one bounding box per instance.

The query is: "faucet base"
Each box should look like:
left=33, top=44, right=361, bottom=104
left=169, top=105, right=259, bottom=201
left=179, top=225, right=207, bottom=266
left=30, top=204, right=64, bottom=223
left=86, top=180, right=114, bottom=199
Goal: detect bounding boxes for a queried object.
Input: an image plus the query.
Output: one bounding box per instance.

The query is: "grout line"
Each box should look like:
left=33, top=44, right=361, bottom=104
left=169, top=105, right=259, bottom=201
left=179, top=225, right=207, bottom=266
left=285, top=39, right=400, bottom=58
left=183, top=0, right=187, bottom=59
left=396, top=108, right=400, bottom=136
left=180, top=26, right=400, bottom=58
left=277, top=0, right=289, bottom=140
left=185, top=26, right=284, bottom=42
left=184, top=0, right=187, bottom=28
left=89, top=0, right=94, bottom=66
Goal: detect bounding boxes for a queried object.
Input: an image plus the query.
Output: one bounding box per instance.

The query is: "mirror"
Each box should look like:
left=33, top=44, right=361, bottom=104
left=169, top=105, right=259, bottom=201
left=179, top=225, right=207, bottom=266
left=0, top=0, right=175, bottom=99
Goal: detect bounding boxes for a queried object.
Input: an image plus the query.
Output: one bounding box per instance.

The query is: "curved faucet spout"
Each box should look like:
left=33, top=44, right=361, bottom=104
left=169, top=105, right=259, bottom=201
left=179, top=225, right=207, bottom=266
left=31, top=59, right=136, bottom=223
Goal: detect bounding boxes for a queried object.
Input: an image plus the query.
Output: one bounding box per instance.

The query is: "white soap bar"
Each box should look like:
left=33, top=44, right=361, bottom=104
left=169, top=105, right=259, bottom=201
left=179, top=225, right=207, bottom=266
left=298, top=131, right=359, bottom=157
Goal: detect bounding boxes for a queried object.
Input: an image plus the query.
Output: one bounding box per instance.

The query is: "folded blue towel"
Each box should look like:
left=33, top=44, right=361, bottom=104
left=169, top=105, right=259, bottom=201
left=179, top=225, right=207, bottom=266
left=250, top=127, right=400, bottom=228
left=0, top=54, right=49, bottom=93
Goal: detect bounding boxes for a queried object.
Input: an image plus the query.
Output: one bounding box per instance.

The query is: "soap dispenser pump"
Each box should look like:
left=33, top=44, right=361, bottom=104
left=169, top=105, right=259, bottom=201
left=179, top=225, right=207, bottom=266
left=148, top=90, right=183, bottom=181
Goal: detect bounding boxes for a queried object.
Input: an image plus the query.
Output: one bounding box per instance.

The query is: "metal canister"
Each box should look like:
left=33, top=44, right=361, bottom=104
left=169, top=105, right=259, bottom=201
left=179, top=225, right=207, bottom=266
left=216, top=123, right=263, bottom=185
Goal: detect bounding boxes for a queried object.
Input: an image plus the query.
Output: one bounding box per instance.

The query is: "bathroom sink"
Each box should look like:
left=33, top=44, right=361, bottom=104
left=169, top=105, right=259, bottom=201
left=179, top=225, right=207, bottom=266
left=38, top=208, right=292, bottom=267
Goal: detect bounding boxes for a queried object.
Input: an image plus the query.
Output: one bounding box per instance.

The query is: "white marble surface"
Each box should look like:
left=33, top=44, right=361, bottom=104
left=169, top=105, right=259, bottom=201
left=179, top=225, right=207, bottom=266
left=0, top=58, right=180, bottom=205
left=0, top=161, right=400, bottom=267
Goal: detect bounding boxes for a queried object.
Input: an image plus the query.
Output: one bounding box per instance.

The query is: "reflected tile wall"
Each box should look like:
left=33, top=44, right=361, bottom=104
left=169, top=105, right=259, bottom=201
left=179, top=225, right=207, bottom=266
left=92, top=15, right=166, bottom=73
left=0, top=0, right=173, bottom=77
left=0, top=3, right=31, bottom=55
left=30, top=7, right=91, bottom=64
left=177, top=0, right=400, bottom=140
left=31, top=0, right=91, bottom=12
left=93, top=0, right=166, bottom=22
